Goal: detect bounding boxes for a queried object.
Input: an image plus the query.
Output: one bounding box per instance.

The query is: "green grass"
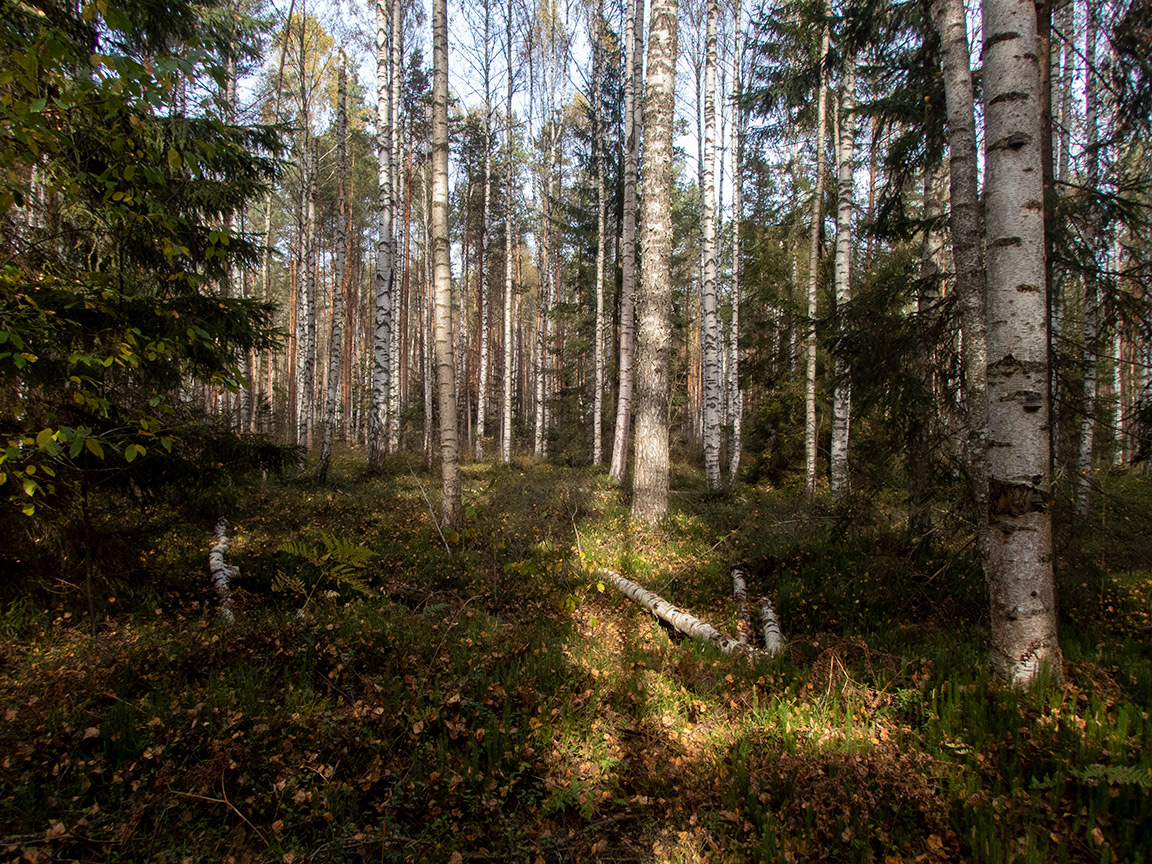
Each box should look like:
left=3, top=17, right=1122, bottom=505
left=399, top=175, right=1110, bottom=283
left=1, top=450, right=1150, bottom=862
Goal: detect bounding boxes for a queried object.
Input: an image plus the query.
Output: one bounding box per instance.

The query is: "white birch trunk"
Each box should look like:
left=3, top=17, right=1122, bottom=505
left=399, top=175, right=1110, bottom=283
left=631, top=0, right=678, bottom=526
left=476, top=18, right=493, bottom=461
left=592, top=2, right=606, bottom=467
left=387, top=0, right=403, bottom=453
left=609, top=0, right=643, bottom=485
left=727, top=0, right=744, bottom=483
left=317, top=55, right=348, bottom=485
left=370, top=0, right=393, bottom=468
left=701, top=0, right=721, bottom=490
left=982, top=0, right=1062, bottom=687
left=829, top=57, right=856, bottom=497
left=932, top=0, right=988, bottom=516
left=431, top=0, right=461, bottom=529
left=804, top=16, right=830, bottom=497
left=502, top=5, right=515, bottom=465
left=601, top=569, right=744, bottom=653
left=209, top=518, right=237, bottom=624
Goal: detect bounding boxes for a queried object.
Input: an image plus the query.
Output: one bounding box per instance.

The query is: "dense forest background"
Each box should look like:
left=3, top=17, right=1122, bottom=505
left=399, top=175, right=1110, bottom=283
left=1, top=0, right=1151, bottom=859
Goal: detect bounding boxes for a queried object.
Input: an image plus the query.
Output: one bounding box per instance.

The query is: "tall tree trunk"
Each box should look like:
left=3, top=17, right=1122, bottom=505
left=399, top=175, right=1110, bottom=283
left=370, top=0, right=394, bottom=468
left=1050, top=0, right=1074, bottom=465
left=476, top=15, right=493, bottom=461
left=609, top=0, right=643, bottom=484
left=932, top=0, right=988, bottom=514
left=727, top=0, right=744, bottom=483
left=631, top=0, right=678, bottom=526
left=502, top=2, right=515, bottom=464
left=908, top=161, right=946, bottom=535
left=982, top=0, right=1062, bottom=687
left=804, top=14, right=830, bottom=498
left=830, top=55, right=856, bottom=497
left=388, top=0, right=403, bottom=452
left=592, top=2, right=606, bottom=466
left=1076, top=0, right=1100, bottom=518
left=701, top=0, right=721, bottom=489
left=318, top=55, right=348, bottom=484
left=431, top=0, right=462, bottom=529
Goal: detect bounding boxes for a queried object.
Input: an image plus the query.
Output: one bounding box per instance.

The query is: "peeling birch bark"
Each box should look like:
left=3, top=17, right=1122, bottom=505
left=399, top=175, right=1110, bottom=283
left=209, top=518, right=237, bottom=623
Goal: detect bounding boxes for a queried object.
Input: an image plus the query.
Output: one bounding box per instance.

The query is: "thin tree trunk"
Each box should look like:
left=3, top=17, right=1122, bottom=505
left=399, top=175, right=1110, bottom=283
left=388, top=0, right=403, bottom=452
left=804, top=14, right=830, bottom=498
left=430, top=0, right=462, bottom=529
left=727, top=0, right=744, bottom=483
left=317, top=55, right=348, bottom=484
left=476, top=19, right=493, bottom=460
left=932, top=0, right=988, bottom=515
left=609, top=0, right=643, bottom=484
left=982, top=0, right=1062, bottom=687
left=631, top=0, right=678, bottom=526
left=1076, top=0, right=1100, bottom=518
left=830, top=55, right=856, bottom=496
left=592, top=2, right=607, bottom=466
left=502, top=2, right=515, bottom=464
left=370, top=0, right=394, bottom=468
left=701, top=0, right=721, bottom=489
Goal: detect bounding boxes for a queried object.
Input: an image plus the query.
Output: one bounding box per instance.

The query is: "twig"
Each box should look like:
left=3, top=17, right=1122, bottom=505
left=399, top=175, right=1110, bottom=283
left=406, top=460, right=451, bottom=555
left=171, top=780, right=269, bottom=848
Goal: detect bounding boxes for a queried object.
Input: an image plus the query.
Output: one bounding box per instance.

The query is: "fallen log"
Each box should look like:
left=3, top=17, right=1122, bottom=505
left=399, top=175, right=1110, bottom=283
left=598, top=568, right=745, bottom=654
left=759, top=596, right=784, bottom=656
left=730, top=562, right=754, bottom=646
left=209, top=518, right=237, bottom=623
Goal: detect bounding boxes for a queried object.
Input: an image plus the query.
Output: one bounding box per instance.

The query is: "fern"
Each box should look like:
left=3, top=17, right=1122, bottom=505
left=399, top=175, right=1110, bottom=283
left=1072, top=764, right=1152, bottom=790
left=276, top=531, right=376, bottom=605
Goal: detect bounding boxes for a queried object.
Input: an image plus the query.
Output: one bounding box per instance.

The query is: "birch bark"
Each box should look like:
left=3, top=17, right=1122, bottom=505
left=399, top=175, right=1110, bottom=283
left=982, top=0, right=1062, bottom=687
left=502, top=0, right=515, bottom=464
left=431, top=0, right=461, bottom=528
left=592, top=2, right=606, bottom=466
left=631, top=0, right=678, bottom=526
left=370, top=0, right=394, bottom=468
left=727, top=0, right=744, bottom=483
left=932, top=0, right=988, bottom=511
left=830, top=56, right=856, bottom=496
left=317, top=55, right=348, bottom=485
left=804, top=12, right=830, bottom=497
left=701, top=0, right=721, bottom=489
left=609, top=0, right=643, bottom=484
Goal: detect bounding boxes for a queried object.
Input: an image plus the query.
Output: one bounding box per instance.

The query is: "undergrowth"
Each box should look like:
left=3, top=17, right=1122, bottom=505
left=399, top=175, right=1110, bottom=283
left=0, top=450, right=1149, bottom=863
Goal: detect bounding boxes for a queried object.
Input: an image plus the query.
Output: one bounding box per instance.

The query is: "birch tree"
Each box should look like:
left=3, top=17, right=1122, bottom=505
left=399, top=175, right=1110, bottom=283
left=1076, top=0, right=1100, bottom=518
left=430, top=0, right=461, bottom=526
left=727, top=0, right=744, bottom=483
left=369, top=0, right=394, bottom=468
left=982, top=0, right=1062, bottom=687
left=932, top=0, right=987, bottom=508
left=701, top=0, right=721, bottom=489
left=632, top=0, right=678, bottom=526
left=829, top=54, right=856, bottom=497
left=609, top=0, right=643, bottom=484
left=592, top=0, right=607, bottom=466
left=804, top=10, right=830, bottom=497
left=501, top=0, right=517, bottom=464
left=317, top=53, right=348, bottom=484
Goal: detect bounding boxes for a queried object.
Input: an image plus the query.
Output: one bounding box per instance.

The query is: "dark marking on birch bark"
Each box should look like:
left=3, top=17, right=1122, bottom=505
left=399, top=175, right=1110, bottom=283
left=988, top=131, right=1032, bottom=151
left=985, top=30, right=1022, bottom=47
left=989, top=478, right=1048, bottom=516
left=990, top=91, right=1030, bottom=106
left=991, top=236, right=1024, bottom=248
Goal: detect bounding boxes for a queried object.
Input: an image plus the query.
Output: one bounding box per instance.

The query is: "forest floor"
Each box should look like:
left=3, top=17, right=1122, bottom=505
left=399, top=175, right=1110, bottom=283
left=1, top=449, right=1151, bottom=863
